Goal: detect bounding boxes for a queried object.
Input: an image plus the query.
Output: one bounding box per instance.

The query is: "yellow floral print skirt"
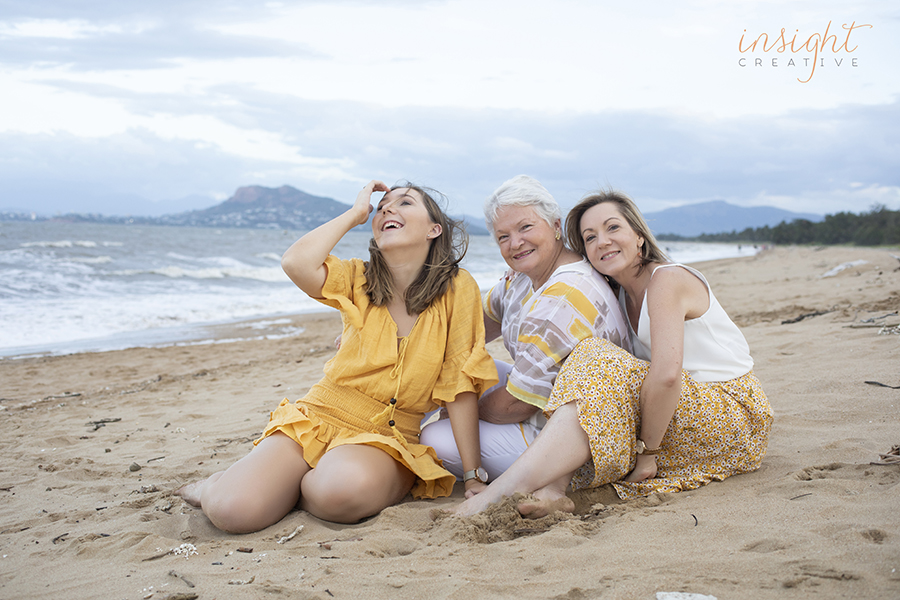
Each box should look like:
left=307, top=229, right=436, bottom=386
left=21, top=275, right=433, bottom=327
left=545, top=338, right=773, bottom=499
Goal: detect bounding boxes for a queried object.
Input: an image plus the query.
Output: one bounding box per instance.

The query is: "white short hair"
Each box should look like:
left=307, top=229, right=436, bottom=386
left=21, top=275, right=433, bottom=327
left=483, top=175, right=561, bottom=236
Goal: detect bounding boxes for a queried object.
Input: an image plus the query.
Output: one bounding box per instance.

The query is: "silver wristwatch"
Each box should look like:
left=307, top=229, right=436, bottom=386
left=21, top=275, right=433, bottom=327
left=463, top=466, right=488, bottom=483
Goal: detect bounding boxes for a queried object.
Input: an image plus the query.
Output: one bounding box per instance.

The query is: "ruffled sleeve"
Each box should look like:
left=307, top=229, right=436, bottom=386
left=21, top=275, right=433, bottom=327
left=431, top=270, right=499, bottom=406
left=317, top=255, right=365, bottom=330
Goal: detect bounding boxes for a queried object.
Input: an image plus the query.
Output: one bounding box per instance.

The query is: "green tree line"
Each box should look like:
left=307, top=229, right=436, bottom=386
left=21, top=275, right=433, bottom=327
left=657, top=205, right=900, bottom=246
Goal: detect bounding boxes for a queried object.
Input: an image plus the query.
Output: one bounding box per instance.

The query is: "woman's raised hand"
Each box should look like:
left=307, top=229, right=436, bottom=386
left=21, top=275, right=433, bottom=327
left=352, top=180, right=391, bottom=226
left=282, top=179, right=390, bottom=298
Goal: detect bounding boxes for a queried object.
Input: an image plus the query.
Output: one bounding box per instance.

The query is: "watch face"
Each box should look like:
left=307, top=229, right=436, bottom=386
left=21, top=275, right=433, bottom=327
left=464, top=467, right=489, bottom=483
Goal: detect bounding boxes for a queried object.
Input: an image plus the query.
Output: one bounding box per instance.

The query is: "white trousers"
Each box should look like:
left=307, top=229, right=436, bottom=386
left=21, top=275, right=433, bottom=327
left=419, top=360, right=542, bottom=482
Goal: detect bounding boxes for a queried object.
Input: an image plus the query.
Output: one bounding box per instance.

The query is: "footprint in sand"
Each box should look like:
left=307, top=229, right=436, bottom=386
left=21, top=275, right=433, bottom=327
left=741, top=539, right=790, bottom=553
left=792, top=462, right=900, bottom=485
left=859, top=528, right=888, bottom=544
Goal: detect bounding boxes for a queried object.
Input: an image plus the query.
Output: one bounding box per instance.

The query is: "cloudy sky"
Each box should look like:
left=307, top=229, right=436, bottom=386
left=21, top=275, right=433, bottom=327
left=1, top=0, right=897, bottom=218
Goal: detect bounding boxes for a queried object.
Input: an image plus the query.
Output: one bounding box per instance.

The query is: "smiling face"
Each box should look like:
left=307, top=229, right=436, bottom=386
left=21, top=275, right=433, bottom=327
left=491, top=204, right=561, bottom=282
left=371, top=187, right=441, bottom=251
left=578, top=202, right=645, bottom=280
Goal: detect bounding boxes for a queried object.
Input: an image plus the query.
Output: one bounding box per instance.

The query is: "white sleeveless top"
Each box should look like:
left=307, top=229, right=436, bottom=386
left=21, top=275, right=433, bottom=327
left=622, top=263, right=753, bottom=382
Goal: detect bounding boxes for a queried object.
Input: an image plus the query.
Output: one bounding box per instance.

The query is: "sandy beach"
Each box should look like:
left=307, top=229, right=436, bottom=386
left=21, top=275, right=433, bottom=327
left=1, top=245, right=898, bottom=600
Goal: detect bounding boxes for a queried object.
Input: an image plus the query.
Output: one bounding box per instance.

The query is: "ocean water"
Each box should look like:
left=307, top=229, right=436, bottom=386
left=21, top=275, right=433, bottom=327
left=0, top=221, right=759, bottom=358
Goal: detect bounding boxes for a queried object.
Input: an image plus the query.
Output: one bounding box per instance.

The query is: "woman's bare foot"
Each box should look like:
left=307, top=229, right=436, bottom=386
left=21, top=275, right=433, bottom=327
left=173, top=479, right=206, bottom=507
left=516, top=488, right=575, bottom=519
left=175, top=470, right=225, bottom=507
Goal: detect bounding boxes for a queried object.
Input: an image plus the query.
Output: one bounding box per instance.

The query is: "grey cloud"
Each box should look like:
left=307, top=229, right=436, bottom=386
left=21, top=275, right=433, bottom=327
left=0, top=0, right=434, bottom=21
left=0, top=1, right=895, bottom=219
left=0, top=0, right=273, bottom=21
left=284, top=100, right=900, bottom=214
left=2, top=92, right=897, bottom=218
left=0, top=130, right=277, bottom=215
left=0, top=0, right=453, bottom=70
left=0, top=21, right=319, bottom=70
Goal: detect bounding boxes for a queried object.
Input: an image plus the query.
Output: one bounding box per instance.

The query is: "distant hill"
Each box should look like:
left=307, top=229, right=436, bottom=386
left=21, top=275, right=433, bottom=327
left=6, top=184, right=489, bottom=234
left=642, top=200, right=822, bottom=237
left=155, top=185, right=349, bottom=230
left=164, top=184, right=488, bottom=234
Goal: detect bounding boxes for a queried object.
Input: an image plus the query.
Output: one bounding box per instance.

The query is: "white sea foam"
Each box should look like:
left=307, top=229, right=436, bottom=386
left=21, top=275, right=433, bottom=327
left=110, top=264, right=289, bottom=282
left=21, top=240, right=74, bottom=248
left=0, top=221, right=758, bottom=357
left=662, top=241, right=761, bottom=264
left=69, top=256, right=113, bottom=264
left=168, top=326, right=307, bottom=347
left=0, top=287, right=319, bottom=352
left=243, top=318, right=293, bottom=329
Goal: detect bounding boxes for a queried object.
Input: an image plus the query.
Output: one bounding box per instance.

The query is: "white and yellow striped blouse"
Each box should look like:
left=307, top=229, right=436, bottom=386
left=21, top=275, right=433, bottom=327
left=483, top=259, right=631, bottom=411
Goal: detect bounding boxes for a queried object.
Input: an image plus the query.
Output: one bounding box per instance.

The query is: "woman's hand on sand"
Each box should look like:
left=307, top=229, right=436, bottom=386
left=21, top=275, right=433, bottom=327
left=624, top=454, right=657, bottom=483
left=464, top=480, right=487, bottom=499
left=352, top=180, right=390, bottom=226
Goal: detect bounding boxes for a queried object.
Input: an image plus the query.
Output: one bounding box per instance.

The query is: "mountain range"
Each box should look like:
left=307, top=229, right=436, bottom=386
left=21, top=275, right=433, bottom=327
left=643, top=200, right=822, bottom=237
left=2, top=185, right=821, bottom=237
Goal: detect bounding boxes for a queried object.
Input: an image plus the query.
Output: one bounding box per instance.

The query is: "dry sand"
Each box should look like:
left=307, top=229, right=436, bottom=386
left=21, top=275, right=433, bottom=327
left=1, top=245, right=898, bottom=600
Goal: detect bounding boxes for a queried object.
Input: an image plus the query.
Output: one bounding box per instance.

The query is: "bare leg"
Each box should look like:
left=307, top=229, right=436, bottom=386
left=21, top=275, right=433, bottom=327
left=176, top=432, right=312, bottom=533
left=300, top=444, right=416, bottom=523
left=454, top=402, right=590, bottom=516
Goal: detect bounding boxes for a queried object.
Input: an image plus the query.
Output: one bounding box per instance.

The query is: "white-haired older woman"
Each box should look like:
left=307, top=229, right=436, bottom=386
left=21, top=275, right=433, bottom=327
left=420, top=175, right=630, bottom=492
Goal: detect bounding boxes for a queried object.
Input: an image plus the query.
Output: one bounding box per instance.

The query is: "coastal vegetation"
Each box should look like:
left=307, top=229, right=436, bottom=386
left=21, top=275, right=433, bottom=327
left=658, top=205, right=900, bottom=246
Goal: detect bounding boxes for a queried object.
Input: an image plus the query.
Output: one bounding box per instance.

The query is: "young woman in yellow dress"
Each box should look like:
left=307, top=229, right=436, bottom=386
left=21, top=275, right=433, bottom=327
left=177, top=180, right=497, bottom=532
left=456, top=189, right=772, bottom=517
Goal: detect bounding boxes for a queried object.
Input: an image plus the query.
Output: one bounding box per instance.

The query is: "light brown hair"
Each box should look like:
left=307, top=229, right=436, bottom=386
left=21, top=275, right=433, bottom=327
left=365, top=183, right=468, bottom=314
left=565, top=189, right=669, bottom=278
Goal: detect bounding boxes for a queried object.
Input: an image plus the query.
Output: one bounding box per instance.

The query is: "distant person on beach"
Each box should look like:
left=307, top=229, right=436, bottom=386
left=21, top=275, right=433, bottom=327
left=420, top=175, right=630, bottom=487
left=455, top=189, right=773, bottom=517
left=176, top=180, right=497, bottom=532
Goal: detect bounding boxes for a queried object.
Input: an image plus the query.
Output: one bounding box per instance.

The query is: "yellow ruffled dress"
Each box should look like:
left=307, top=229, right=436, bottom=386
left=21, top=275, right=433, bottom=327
left=258, top=255, right=498, bottom=499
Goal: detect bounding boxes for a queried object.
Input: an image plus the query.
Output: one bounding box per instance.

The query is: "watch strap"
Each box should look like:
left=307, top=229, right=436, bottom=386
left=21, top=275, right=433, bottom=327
left=637, top=439, right=661, bottom=455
